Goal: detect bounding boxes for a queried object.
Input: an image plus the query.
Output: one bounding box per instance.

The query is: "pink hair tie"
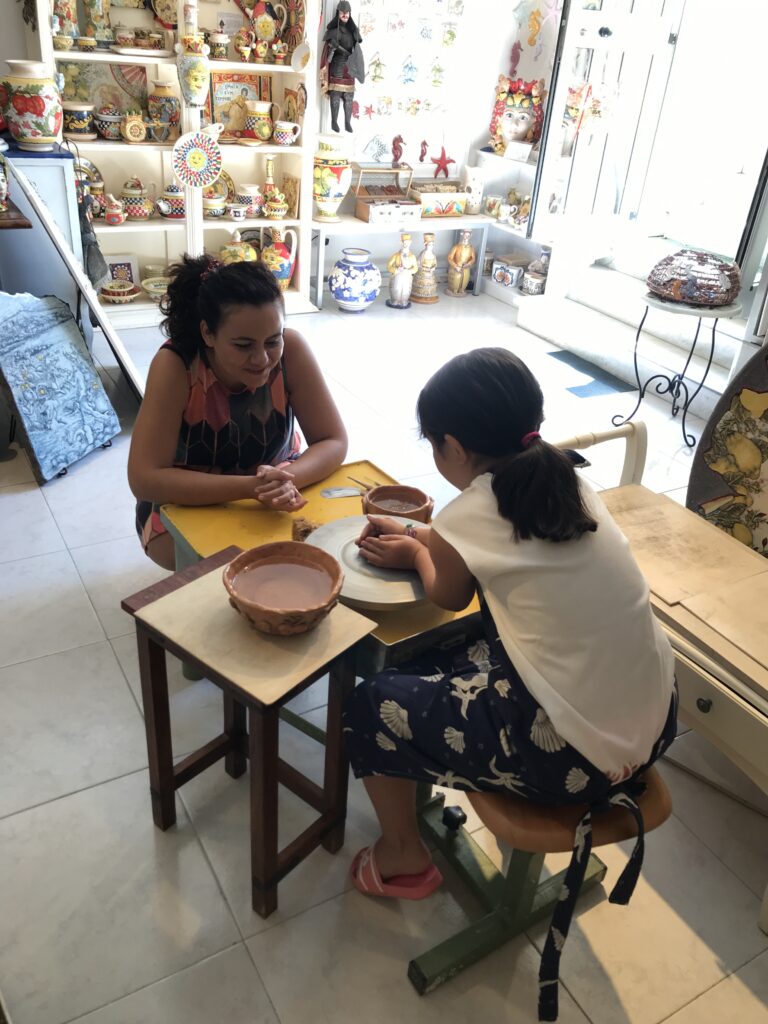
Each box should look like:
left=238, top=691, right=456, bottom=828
left=521, top=431, right=540, bottom=448
left=200, top=258, right=223, bottom=283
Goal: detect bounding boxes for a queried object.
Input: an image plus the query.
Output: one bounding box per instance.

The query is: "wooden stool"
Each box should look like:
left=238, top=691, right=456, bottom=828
left=409, top=767, right=672, bottom=994
left=122, top=546, right=375, bottom=918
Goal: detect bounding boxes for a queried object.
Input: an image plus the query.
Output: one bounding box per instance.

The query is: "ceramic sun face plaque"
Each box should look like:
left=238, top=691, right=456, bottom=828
left=171, top=130, right=223, bottom=189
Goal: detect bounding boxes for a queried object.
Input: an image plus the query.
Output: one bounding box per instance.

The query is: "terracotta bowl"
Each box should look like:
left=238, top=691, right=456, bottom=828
left=223, top=542, right=343, bottom=636
left=362, top=485, right=434, bottom=523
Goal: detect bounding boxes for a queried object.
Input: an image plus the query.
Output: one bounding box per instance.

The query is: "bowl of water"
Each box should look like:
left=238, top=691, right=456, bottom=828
left=223, top=542, right=343, bottom=636
left=362, top=485, right=434, bottom=523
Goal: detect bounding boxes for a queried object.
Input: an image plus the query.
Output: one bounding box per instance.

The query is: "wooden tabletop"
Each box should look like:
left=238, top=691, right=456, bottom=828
left=0, top=199, right=32, bottom=230
left=602, top=485, right=768, bottom=699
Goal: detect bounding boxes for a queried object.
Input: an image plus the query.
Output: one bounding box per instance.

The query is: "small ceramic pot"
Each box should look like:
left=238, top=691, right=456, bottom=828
left=53, top=35, right=75, bottom=50
left=240, top=183, right=263, bottom=215
left=264, top=199, right=288, bottom=220
left=520, top=270, right=546, bottom=295
left=226, top=202, right=248, bottom=221
left=483, top=194, right=502, bottom=217
left=94, top=106, right=122, bottom=140
left=101, top=280, right=141, bottom=304
left=235, top=190, right=253, bottom=213
left=223, top=543, right=343, bottom=637
left=272, top=120, right=301, bottom=146
left=209, top=32, right=229, bottom=59
left=104, top=195, right=126, bottom=225
left=148, top=33, right=164, bottom=49
left=77, top=37, right=97, bottom=52
left=156, top=183, right=185, bottom=218
left=219, top=230, right=259, bottom=264
left=123, top=195, right=154, bottom=219
left=236, top=45, right=252, bottom=62
left=362, top=485, right=434, bottom=523
left=328, top=248, right=382, bottom=313
left=63, top=102, right=96, bottom=139
left=203, top=196, right=227, bottom=218
left=114, top=26, right=135, bottom=46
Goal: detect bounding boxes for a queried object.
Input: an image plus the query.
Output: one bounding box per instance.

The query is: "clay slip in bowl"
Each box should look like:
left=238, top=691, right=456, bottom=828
left=223, top=541, right=343, bottom=636
left=362, top=485, right=434, bottom=523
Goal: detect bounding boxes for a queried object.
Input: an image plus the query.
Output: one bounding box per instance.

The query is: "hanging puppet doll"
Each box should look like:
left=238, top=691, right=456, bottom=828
left=320, top=1, right=365, bottom=133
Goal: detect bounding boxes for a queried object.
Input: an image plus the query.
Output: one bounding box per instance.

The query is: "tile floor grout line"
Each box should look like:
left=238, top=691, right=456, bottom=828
left=243, top=935, right=284, bottom=1024
left=655, top=946, right=768, bottom=1023
left=64, top=530, right=141, bottom=553
left=58, top=942, right=245, bottom=1024
left=0, top=763, right=148, bottom=824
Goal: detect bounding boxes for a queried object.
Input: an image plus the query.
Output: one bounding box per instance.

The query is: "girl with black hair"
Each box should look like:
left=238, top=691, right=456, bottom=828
left=128, top=255, right=347, bottom=569
left=344, top=348, right=676, bottom=1022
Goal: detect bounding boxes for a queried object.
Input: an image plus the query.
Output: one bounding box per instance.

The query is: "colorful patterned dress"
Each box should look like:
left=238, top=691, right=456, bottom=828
left=135, top=342, right=300, bottom=550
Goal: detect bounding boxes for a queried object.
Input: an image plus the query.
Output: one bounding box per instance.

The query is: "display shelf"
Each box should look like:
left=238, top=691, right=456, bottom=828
left=100, top=297, right=164, bottom=328
left=488, top=220, right=527, bottom=238
left=53, top=51, right=175, bottom=66
left=310, top=213, right=499, bottom=236
left=94, top=219, right=185, bottom=235
left=220, top=144, right=304, bottom=155
left=203, top=217, right=301, bottom=231
left=73, top=140, right=175, bottom=153
left=207, top=59, right=302, bottom=76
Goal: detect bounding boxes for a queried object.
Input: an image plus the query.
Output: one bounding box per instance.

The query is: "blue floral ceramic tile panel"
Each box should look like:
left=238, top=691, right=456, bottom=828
left=0, top=292, right=120, bottom=482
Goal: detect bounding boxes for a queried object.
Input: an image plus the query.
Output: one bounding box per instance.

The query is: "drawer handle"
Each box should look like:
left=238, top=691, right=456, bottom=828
left=696, top=697, right=713, bottom=714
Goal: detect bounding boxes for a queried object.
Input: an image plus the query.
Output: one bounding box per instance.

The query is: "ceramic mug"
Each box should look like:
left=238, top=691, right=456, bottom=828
left=63, top=105, right=95, bottom=136
left=272, top=120, right=301, bottom=146
left=226, top=203, right=248, bottom=221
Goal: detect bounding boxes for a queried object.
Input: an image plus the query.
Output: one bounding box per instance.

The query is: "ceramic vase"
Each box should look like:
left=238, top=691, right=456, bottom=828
left=329, top=248, right=382, bottom=313
left=53, top=0, right=78, bottom=38
left=260, top=227, right=297, bottom=292
left=460, top=164, right=485, bottom=215
left=0, top=61, right=63, bottom=152
left=82, top=0, right=114, bottom=48
left=147, top=81, right=181, bottom=133
left=175, top=50, right=210, bottom=107
left=313, top=136, right=352, bottom=222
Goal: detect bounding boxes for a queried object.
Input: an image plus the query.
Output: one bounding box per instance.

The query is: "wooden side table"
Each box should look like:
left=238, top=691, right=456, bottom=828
left=121, top=546, right=376, bottom=917
left=612, top=293, right=742, bottom=447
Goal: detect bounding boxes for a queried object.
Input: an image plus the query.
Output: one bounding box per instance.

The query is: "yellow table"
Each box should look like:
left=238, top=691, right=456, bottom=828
left=160, top=459, right=482, bottom=667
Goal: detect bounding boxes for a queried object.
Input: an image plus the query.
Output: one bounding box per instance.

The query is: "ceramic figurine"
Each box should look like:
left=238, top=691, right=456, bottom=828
left=320, top=1, right=365, bottom=133
left=329, top=247, right=381, bottom=313
left=386, top=232, right=419, bottom=309
left=410, top=233, right=439, bottom=304
left=446, top=230, right=476, bottom=297
left=489, top=76, right=546, bottom=156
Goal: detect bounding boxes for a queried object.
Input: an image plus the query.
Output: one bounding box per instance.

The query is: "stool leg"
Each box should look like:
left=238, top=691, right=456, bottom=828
left=321, top=651, right=356, bottom=853
left=136, top=626, right=176, bottom=829
left=249, top=704, right=279, bottom=917
left=223, top=691, right=247, bottom=778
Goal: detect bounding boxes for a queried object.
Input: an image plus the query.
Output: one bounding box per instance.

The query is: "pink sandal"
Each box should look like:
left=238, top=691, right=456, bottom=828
left=350, top=846, right=443, bottom=901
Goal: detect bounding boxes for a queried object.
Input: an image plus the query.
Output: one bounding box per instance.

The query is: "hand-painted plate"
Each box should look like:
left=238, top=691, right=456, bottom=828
left=150, top=0, right=177, bottom=28
left=172, top=131, right=222, bottom=189
left=74, top=157, right=104, bottom=184
left=203, top=169, right=236, bottom=203
left=305, top=515, right=427, bottom=611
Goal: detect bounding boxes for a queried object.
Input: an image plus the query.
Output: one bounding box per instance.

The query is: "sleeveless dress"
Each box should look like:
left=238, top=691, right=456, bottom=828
left=135, top=341, right=300, bottom=550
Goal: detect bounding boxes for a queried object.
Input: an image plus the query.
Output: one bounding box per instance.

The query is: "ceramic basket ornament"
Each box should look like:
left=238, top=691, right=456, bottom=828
left=647, top=249, right=741, bottom=307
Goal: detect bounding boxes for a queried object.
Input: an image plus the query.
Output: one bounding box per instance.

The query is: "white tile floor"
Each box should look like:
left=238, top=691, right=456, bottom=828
left=1, top=294, right=767, bottom=1024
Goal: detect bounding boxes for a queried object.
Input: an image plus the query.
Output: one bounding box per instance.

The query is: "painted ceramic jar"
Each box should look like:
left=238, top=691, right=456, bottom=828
left=0, top=61, right=63, bottom=152
left=94, top=104, right=122, bottom=140
left=156, top=182, right=185, bottom=219
left=202, top=195, right=227, bottom=218
left=219, top=230, right=259, bottom=264
left=244, top=100, right=280, bottom=141
left=260, top=227, right=296, bottom=292
left=240, top=183, right=263, bottom=215
left=254, top=39, right=269, bottom=62
left=104, top=194, right=126, bottom=225
left=63, top=102, right=96, bottom=140
left=313, top=136, right=352, bottom=222
left=147, top=80, right=181, bottom=132
left=264, top=197, right=288, bottom=220
left=209, top=33, right=229, bottom=60
left=120, top=178, right=154, bottom=219
left=329, top=248, right=382, bottom=313
left=82, top=0, right=114, bottom=48
left=120, top=112, right=147, bottom=143
left=251, top=1, right=287, bottom=43
left=175, top=50, right=210, bottom=107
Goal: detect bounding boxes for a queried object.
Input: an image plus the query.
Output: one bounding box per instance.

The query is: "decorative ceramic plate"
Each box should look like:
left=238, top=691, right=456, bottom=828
left=203, top=169, right=236, bottom=203
left=150, top=0, right=177, bottom=28
left=74, top=157, right=104, bottom=184
left=100, top=281, right=142, bottom=304
left=172, top=131, right=222, bottom=189
left=109, top=46, right=174, bottom=57
left=306, top=516, right=427, bottom=611
left=237, top=138, right=265, bottom=148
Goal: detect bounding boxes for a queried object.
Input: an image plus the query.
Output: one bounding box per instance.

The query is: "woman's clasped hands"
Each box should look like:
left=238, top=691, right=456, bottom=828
left=356, top=514, right=424, bottom=570
left=251, top=463, right=307, bottom=511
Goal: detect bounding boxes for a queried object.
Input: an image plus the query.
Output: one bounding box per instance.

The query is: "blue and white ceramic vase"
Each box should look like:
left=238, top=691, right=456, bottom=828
left=328, top=248, right=382, bottom=313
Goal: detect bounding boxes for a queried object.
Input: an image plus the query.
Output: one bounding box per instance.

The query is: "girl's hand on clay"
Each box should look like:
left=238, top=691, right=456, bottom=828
left=358, top=534, right=420, bottom=570
left=355, top=514, right=406, bottom=546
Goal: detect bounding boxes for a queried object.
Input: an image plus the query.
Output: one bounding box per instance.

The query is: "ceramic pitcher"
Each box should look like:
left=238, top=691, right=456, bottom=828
left=260, top=227, right=297, bottom=292
left=244, top=100, right=281, bottom=142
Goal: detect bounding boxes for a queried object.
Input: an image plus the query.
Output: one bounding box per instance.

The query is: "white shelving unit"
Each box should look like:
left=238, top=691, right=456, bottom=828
left=35, top=0, right=320, bottom=329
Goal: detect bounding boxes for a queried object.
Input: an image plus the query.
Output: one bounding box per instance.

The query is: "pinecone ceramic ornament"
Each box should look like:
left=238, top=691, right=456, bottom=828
left=647, top=249, right=741, bottom=307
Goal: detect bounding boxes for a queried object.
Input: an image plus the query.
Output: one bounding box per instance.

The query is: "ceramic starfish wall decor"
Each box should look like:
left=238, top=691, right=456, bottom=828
left=431, top=146, right=455, bottom=179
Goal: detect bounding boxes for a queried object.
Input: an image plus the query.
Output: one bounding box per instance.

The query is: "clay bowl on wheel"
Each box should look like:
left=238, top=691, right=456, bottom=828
left=223, top=542, right=343, bottom=636
left=362, top=485, right=434, bottom=523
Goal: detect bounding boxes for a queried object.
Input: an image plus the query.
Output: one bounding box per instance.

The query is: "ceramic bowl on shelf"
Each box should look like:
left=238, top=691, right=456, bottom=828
left=222, top=542, right=343, bottom=636
left=100, top=280, right=142, bottom=304
left=53, top=35, right=74, bottom=50
left=361, top=485, right=434, bottom=523
left=77, top=37, right=98, bottom=52
left=140, top=276, right=171, bottom=302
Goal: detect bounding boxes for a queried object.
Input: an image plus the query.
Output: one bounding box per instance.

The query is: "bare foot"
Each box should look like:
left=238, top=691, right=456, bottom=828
left=374, top=837, right=432, bottom=879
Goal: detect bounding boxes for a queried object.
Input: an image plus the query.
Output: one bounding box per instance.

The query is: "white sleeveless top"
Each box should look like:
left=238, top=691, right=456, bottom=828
left=432, top=473, right=675, bottom=779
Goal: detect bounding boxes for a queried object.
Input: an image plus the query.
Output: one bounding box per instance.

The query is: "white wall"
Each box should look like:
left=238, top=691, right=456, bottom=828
left=3, top=0, right=41, bottom=64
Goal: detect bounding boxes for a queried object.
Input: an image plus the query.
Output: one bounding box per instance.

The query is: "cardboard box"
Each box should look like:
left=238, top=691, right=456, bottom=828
left=354, top=197, right=422, bottom=224
left=408, top=180, right=469, bottom=217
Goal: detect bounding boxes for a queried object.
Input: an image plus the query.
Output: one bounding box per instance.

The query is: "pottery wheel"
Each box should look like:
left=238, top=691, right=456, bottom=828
left=305, top=516, right=427, bottom=611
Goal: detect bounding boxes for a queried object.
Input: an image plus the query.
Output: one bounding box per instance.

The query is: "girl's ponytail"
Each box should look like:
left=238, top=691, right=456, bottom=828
left=417, top=348, right=597, bottom=543
left=160, top=253, right=283, bottom=363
